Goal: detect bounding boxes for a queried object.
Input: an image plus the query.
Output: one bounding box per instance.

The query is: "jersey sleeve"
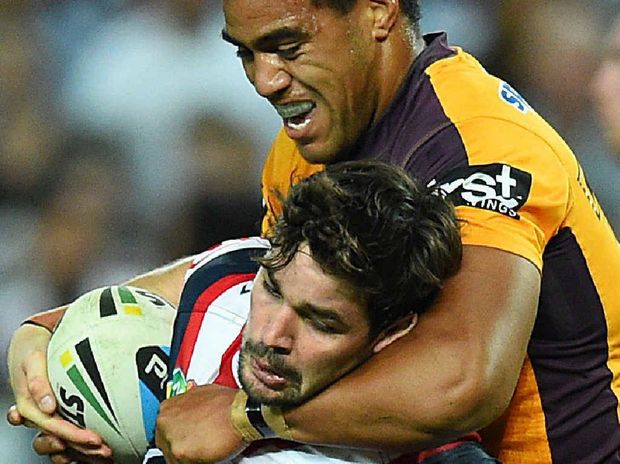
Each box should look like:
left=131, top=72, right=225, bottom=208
left=261, top=129, right=324, bottom=235
left=434, top=117, right=570, bottom=270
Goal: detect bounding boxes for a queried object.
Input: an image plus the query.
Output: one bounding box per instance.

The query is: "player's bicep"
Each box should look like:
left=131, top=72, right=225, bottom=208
left=416, top=245, right=540, bottom=426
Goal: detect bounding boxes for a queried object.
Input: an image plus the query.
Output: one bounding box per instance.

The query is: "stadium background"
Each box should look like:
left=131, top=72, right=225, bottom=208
left=2, top=0, right=619, bottom=461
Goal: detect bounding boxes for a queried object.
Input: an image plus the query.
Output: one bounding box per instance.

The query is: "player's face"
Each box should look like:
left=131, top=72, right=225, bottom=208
left=591, top=23, right=620, bottom=155
left=239, top=246, right=376, bottom=407
left=223, top=0, right=381, bottom=163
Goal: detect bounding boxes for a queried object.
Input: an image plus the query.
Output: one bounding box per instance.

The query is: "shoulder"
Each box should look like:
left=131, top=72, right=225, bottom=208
left=261, top=129, right=324, bottom=235
left=181, top=237, right=269, bottom=300
left=188, top=237, right=270, bottom=276
left=262, top=129, right=323, bottom=185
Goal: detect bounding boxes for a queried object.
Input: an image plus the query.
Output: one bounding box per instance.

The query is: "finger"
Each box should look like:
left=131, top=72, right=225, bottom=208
left=14, top=398, right=57, bottom=434
left=24, top=350, right=56, bottom=414
left=31, top=413, right=104, bottom=446
left=6, top=404, right=25, bottom=426
left=8, top=402, right=44, bottom=430
left=66, top=440, right=113, bottom=459
left=49, top=453, right=74, bottom=464
left=154, top=429, right=171, bottom=463
left=15, top=401, right=87, bottom=448
left=23, top=418, right=38, bottom=428
left=39, top=439, right=113, bottom=464
left=33, top=431, right=67, bottom=456
left=64, top=447, right=115, bottom=464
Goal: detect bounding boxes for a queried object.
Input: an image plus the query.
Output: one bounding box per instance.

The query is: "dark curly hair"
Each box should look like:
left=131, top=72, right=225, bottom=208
left=260, top=160, right=461, bottom=338
left=311, top=0, right=421, bottom=38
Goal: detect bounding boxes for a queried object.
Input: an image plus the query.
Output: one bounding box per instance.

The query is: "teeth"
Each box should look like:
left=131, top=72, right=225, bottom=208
left=287, top=117, right=311, bottom=131
left=274, top=101, right=314, bottom=119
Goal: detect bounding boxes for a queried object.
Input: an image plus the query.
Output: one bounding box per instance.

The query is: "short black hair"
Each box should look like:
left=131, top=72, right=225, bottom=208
left=311, top=0, right=421, bottom=38
left=261, top=160, right=461, bottom=338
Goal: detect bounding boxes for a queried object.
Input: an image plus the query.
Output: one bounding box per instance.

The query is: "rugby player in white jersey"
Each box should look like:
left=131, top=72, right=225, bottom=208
left=146, top=161, right=495, bottom=464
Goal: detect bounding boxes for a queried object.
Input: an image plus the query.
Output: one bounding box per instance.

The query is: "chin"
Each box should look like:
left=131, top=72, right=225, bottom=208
left=297, top=139, right=349, bottom=165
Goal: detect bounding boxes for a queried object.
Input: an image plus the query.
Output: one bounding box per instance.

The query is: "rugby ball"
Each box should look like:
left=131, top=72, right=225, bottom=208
left=47, top=286, right=176, bottom=464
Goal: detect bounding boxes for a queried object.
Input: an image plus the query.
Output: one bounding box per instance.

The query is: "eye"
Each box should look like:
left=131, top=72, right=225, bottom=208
left=262, top=274, right=281, bottom=299
left=301, top=313, right=344, bottom=334
left=309, top=318, right=340, bottom=334
left=277, top=43, right=302, bottom=60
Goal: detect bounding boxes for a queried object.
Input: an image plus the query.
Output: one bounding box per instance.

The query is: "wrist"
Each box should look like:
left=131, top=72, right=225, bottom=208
left=8, top=324, right=52, bottom=384
left=21, top=306, right=67, bottom=333
left=230, top=390, right=293, bottom=443
left=11, top=322, right=52, bottom=352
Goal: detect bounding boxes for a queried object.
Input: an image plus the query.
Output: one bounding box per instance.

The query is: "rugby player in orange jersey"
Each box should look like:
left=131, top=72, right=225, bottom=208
left=8, top=0, right=620, bottom=463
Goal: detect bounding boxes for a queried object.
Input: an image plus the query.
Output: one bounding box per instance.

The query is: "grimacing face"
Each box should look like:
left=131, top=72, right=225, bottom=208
left=239, top=246, right=379, bottom=407
left=223, top=0, right=382, bottom=163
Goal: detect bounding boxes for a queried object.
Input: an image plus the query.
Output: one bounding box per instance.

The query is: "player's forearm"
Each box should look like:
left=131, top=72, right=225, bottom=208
left=283, top=330, right=500, bottom=451
left=123, top=256, right=194, bottom=307
left=9, top=323, right=53, bottom=365
left=17, top=256, right=193, bottom=331
left=8, top=323, right=53, bottom=398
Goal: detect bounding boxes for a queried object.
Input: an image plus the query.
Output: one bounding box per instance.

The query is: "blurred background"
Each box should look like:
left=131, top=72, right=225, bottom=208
left=2, top=0, right=619, bottom=461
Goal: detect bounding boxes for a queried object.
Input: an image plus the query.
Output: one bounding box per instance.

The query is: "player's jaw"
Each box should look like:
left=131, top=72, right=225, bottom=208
left=272, top=94, right=338, bottom=164
left=272, top=95, right=362, bottom=164
left=238, top=340, right=304, bottom=407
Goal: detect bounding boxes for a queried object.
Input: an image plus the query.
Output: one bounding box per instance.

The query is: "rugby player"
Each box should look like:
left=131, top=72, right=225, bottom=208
left=148, top=160, right=494, bottom=463
left=8, top=0, right=620, bottom=462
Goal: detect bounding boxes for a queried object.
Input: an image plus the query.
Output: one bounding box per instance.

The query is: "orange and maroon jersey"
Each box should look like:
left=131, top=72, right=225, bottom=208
left=261, top=32, right=620, bottom=463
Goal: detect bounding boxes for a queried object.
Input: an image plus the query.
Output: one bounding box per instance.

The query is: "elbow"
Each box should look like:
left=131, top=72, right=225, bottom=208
left=424, top=360, right=515, bottom=439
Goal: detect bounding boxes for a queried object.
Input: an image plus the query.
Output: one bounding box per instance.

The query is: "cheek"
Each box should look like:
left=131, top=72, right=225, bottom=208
left=300, top=341, right=369, bottom=383
left=246, top=291, right=268, bottom=336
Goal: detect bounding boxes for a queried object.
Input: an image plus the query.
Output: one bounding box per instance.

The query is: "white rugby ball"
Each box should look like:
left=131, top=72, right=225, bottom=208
left=47, top=285, right=176, bottom=464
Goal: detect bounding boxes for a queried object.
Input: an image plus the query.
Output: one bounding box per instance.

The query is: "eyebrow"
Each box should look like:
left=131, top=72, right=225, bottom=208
left=296, top=302, right=347, bottom=327
left=221, top=27, right=310, bottom=50
left=265, top=267, right=348, bottom=328
left=221, top=29, right=242, bottom=47
left=264, top=267, right=280, bottom=289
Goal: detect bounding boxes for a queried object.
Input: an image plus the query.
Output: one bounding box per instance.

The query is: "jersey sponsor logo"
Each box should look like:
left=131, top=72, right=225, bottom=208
left=167, top=367, right=189, bottom=398
left=499, top=81, right=530, bottom=113
left=429, top=164, right=532, bottom=218
left=167, top=367, right=197, bottom=398
left=137, top=346, right=169, bottom=401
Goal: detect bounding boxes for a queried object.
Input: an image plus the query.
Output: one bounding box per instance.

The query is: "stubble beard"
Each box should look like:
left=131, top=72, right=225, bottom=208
left=237, top=340, right=305, bottom=407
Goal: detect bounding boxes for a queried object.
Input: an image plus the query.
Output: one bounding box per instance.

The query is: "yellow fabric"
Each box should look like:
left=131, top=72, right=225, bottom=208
left=261, top=130, right=324, bottom=235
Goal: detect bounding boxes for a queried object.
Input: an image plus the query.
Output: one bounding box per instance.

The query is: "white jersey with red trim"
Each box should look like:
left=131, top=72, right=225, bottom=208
left=144, top=237, right=413, bottom=464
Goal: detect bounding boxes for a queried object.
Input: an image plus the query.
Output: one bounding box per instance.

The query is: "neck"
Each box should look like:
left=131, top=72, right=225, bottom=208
left=372, top=27, right=423, bottom=125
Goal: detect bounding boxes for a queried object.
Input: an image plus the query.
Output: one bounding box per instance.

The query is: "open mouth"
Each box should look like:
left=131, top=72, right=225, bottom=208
left=251, top=357, right=288, bottom=390
left=275, top=101, right=316, bottom=132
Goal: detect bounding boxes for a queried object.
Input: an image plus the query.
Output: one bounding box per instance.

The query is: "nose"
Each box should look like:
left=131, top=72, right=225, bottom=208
left=261, top=304, right=296, bottom=354
left=250, top=53, right=292, bottom=98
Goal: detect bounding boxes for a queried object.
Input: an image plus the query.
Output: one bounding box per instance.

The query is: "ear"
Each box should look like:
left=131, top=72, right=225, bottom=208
left=369, top=0, right=400, bottom=42
left=372, top=313, right=417, bottom=353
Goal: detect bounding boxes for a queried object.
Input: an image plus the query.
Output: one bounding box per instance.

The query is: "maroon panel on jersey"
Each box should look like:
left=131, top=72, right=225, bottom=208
left=530, top=227, right=620, bottom=462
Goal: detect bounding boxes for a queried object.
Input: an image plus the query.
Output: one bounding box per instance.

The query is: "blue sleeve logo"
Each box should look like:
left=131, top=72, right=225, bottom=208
left=499, top=82, right=530, bottom=113
left=137, top=345, right=170, bottom=443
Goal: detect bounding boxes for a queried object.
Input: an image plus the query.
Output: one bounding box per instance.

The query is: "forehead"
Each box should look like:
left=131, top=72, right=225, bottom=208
left=223, top=0, right=324, bottom=39
left=277, top=248, right=369, bottom=322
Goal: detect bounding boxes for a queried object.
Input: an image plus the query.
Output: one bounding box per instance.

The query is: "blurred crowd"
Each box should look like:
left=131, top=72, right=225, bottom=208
left=2, top=0, right=619, bottom=461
